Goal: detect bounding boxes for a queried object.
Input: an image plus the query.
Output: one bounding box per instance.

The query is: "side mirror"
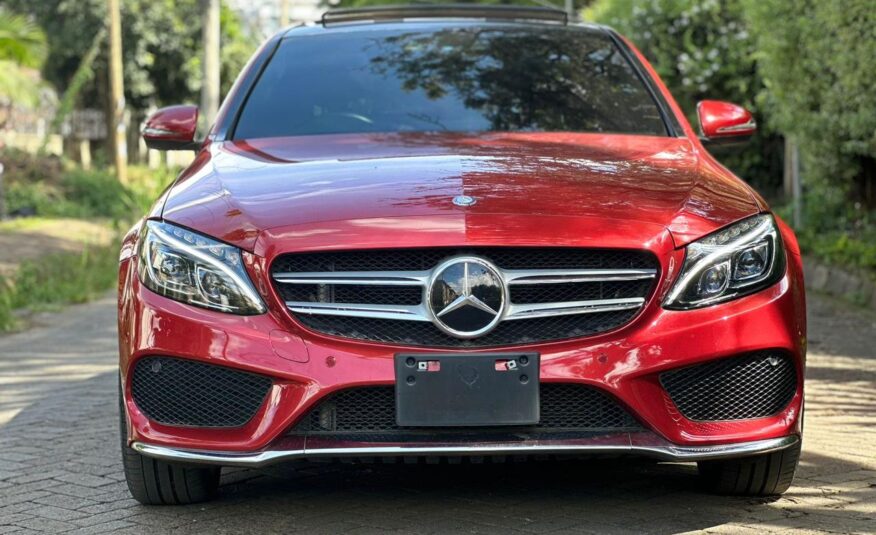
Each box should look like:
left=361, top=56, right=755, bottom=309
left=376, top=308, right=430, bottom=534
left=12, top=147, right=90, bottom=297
left=142, top=105, right=200, bottom=151
left=697, top=100, right=756, bottom=147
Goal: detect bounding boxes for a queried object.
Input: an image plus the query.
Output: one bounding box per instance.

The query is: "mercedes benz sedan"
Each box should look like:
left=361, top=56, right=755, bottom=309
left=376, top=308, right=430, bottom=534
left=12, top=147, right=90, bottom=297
left=119, top=5, right=805, bottom=504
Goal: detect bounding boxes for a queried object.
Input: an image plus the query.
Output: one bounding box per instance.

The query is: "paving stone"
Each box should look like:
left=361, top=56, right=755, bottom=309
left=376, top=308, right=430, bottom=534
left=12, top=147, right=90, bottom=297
left=11, top=516, right=77, bottom=533
left=63, top=521, right=137, bottom=535
left=31, top=494, right=100, bottom=512
left=50, top=475, right=116, bottom=490
left=6, top=472, right=68, bottom=486
left=69, top=509, right=140, bottom=529
left=0, top=514, right=36, bottom=527
left=0, top=492, right=52, bottom=509
left=42, top=484, right=111, bottom=500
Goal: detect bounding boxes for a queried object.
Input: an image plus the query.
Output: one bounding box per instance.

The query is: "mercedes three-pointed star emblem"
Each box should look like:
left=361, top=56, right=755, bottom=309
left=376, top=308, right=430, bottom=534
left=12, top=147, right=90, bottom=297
left=427, top=257, right=506, bottom=339
left=452, top=195, right=477, bottom=207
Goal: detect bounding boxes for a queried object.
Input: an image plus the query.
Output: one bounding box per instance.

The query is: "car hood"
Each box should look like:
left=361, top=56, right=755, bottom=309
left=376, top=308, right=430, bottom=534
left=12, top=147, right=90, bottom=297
left=161, top=132, right=760, bottom=252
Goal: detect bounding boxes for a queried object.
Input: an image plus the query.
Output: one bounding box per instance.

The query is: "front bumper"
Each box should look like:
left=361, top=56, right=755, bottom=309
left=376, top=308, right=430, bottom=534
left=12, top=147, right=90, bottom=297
left=118, top=245, right=806, bottom=458
left=132, top=434, right=800, bottom=467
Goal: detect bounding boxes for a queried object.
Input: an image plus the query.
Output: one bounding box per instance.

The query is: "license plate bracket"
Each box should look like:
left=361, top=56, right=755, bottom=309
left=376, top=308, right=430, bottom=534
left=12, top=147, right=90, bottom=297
left=395, top=353, right=539, bottom=427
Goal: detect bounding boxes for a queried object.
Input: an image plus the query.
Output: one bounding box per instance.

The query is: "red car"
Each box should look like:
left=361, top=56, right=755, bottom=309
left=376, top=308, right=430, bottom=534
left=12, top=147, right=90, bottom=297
left=119, top=6, right=805, bottom=505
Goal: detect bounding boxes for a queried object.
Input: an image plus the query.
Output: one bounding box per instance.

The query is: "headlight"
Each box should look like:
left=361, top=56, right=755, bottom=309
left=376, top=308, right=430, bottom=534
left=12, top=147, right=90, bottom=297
left=663, top=214, right=785, bottom=309
left=137, top=221, right=266, bottom=315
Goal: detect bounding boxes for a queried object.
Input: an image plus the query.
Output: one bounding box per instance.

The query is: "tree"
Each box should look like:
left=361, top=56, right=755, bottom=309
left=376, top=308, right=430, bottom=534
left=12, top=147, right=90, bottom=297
left=200, top=0, right=220, bottom=128
left=0, top=9, right=47, bottom=66
left=0, top=8, right=49, bottom=109
left=5, top=0, right=256, bottom=112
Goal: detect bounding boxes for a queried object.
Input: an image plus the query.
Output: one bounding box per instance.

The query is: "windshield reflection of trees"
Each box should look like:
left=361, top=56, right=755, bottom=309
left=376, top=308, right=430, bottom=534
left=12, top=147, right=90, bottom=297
left=367, top=29, right=666, bottom=135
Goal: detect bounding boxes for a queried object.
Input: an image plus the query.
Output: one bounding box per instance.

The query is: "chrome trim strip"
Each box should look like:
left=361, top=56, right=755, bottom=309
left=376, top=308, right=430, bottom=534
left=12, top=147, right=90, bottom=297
left=715, top=119, right=757, bottom=134
left=273, top=269, right=656, bottom=286
left=142, top=127, right=177, bottom=137
left=286, top=297, right=644, bottom=322
left=131, top=435, right=799, bottom=468
left=504, top=268, right=656, bottom=285
left=273, top=270, right=430, bottom=286
left=286, top=302, right=430, bottom=321
left=505, top=298, right=645, bottom=320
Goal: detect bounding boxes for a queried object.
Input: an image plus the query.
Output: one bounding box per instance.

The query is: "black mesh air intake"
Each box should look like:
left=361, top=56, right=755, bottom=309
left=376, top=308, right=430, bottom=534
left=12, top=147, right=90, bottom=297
left=292, top=383, right=640, bottom=435
left=272, top=248, right=656, bottom=273
left=131, top=357, right=272, bottom=428
left=660, top=352, right=798, bottom=422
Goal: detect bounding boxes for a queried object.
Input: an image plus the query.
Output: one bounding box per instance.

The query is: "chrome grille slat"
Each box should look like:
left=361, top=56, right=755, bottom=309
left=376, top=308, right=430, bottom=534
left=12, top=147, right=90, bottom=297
left=504, top=268, right=656, bottom=285
left=273, top=271, right=430, bottom=286
left=274, top=268, right=656, bottom=286
left=505, top=298, right=645, bottom=320
left=287, top=302, right=430, bottom=321
left=270, top=248, right=658, bottom=347
left=286, top=297, right=645, bottom=322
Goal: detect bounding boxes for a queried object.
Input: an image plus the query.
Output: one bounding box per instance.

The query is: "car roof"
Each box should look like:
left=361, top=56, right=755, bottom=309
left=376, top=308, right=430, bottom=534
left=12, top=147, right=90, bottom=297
left=322, top=4, right=568, bottom=25
left=282, top=4, right=607, bottom=39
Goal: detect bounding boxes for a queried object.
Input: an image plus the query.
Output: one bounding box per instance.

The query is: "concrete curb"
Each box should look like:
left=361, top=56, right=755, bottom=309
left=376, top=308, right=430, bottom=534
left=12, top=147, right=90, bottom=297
left=803, top=255, right=876, bottom=310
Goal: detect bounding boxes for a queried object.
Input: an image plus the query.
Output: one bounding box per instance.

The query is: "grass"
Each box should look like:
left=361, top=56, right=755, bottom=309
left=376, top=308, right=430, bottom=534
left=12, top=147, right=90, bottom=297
left=0, top=242, right=120, bottom=332
left=797, top=231, right=876, bottom=280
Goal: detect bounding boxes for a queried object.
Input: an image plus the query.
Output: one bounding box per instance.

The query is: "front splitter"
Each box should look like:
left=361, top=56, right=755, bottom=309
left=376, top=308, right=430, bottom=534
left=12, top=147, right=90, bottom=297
left=132, top=433, right=800, bottom=468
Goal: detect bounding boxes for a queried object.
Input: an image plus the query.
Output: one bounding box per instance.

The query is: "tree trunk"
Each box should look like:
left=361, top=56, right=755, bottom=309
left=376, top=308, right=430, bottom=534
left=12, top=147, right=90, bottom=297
left=107, top=0, right=128, bottom=182
left=200, top=0, right=221, bottom=131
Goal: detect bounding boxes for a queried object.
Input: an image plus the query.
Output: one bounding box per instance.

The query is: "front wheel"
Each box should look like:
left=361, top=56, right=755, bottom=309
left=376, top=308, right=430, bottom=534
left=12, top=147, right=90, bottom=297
left=697, top=439, right=801, bottom=496
left=119, top=384, right=220, bottom=505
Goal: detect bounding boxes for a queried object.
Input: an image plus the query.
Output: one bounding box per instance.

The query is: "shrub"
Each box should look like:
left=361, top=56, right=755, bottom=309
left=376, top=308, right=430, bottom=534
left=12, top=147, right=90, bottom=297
left=1, top=157, right=177, bottom=221
left=0, top=241, right=120, bottom=332
left=0, top=147, right=64, bottom=185
left=55, top=167, right=131, bottom=219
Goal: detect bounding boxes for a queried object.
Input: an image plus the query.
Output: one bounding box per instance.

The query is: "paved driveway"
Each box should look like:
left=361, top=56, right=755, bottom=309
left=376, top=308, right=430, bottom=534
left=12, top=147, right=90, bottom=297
left=0, top=293, right=874, bottom=534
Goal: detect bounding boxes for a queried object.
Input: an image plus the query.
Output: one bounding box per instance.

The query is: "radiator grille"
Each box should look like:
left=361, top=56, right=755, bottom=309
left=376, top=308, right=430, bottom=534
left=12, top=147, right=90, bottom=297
left=131, top=357, right=272, bottom=428
left=292, top=383, right=640, bottom=434
left=272, top=248, right=657, bottom=347
left=660, top=352, right=797, bottom=421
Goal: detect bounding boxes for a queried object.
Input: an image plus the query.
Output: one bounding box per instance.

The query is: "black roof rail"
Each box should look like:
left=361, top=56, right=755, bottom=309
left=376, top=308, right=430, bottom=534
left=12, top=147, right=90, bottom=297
left=321, top=4, right=569, bottom=26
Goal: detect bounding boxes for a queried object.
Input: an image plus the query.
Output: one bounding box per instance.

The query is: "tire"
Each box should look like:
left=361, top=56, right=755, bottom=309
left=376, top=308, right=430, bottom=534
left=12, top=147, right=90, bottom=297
left=119, top=382, right=221, bottom=505
left=697, top=439, right=801, bottom=496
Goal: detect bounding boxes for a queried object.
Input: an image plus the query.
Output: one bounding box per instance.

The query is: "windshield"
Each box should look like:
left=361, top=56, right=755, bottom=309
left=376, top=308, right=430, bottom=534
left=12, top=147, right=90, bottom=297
left=233, top=25, right=668, bottom=139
